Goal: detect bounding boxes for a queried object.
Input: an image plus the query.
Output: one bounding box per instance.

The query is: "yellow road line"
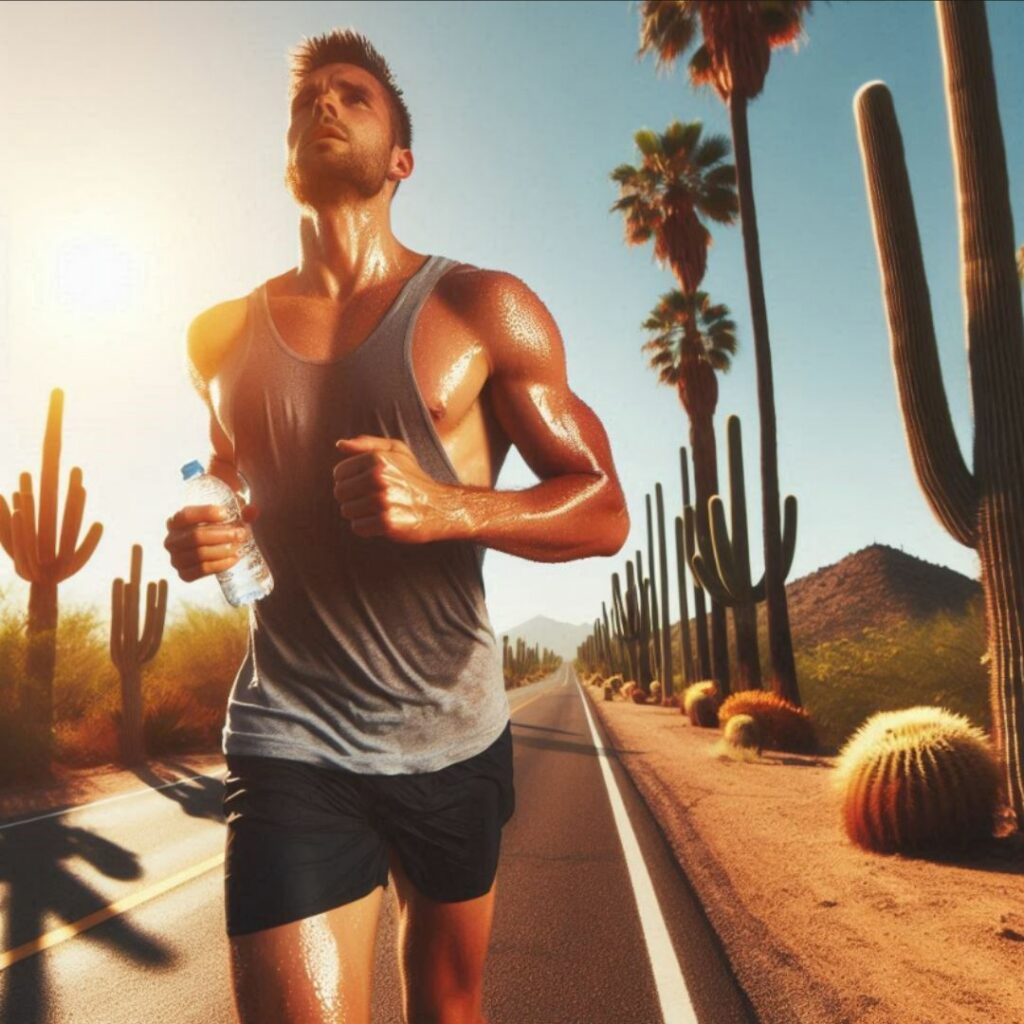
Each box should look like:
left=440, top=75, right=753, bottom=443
left=0, top=852, right=225, bottom=971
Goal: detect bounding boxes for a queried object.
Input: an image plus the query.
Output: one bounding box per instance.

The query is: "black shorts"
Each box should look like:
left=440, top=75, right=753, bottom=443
left=221, top=720, right=515, bottom=937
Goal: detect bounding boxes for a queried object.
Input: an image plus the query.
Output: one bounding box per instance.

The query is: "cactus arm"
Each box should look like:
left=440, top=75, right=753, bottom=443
left=854, top=80, right=977, bottom=547
left=0, top=495, right=11, bottom=557
left=13, top=502, right=41, bottom=582
left=781, top=494, right=798, bottom=578
left=141, top=579, right=168, bottom=663
left=690, top=549, right=736, bottom=605
left=38, top=388, right=62, bottom=564
left=57, top=467, right=85, bottom=565
left=62, top=522, right=103, bottom=581
left=111, top=577, right=124, bottom=673
left=708, top=495, right=742, bottom=599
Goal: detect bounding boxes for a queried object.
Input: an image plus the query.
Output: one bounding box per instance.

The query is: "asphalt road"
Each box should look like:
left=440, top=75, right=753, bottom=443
left=0, top=664, right=756, bottom=1024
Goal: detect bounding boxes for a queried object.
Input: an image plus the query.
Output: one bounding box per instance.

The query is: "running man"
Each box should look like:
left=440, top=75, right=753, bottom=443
left=163, top=27, right=629, bottom=1024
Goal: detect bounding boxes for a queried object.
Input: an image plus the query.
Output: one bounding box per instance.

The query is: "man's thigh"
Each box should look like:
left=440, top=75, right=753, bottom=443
left=222, top=752, right=393, bottom=1023
left=373, top=722, right=515, bottom=1023
left=229, top=884, right=386, bottom=1024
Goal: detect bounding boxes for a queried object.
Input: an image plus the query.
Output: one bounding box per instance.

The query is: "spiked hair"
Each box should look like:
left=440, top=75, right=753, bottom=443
left=288, top=28, right=412, bottom=195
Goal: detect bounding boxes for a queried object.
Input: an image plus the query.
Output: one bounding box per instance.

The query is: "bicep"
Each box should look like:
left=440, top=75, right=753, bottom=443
left=187, top=311, right=245, bottom=492
left=485, top=275, right=619, bottom=483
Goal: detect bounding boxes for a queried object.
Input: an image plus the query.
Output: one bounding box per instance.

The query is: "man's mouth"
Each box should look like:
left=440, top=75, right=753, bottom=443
left=309, top=128, right=347, bottom=144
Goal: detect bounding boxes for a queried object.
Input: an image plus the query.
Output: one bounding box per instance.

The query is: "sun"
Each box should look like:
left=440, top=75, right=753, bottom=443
left=53, top=230, right=145, bottom=318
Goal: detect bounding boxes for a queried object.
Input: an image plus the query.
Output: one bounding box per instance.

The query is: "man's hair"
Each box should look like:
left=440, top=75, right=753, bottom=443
left=288, top=29, right=412, bottom=196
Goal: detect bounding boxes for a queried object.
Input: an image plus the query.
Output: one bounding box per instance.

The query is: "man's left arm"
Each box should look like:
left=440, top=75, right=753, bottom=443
left=438, top=271, right=629, bottom=562
left=333, top=271, right=630, bottom=561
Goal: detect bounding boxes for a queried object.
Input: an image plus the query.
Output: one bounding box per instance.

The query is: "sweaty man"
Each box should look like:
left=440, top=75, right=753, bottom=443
left=163, top=27, right=629, bottom=1024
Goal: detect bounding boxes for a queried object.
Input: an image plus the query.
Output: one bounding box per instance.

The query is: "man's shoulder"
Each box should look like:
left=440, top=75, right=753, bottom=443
left=186, top=293, right=252, bottom=385
left=436, top=262, right=559, bottom=373
left=436, top=262, right=547, bottom=327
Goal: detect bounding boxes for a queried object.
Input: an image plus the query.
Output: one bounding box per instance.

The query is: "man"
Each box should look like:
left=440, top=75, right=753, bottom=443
left=163, top=27, right=629, bottom=1024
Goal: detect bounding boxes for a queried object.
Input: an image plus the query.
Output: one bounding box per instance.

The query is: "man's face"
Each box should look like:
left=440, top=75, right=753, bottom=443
left=284, top=62, right=403, bottom=207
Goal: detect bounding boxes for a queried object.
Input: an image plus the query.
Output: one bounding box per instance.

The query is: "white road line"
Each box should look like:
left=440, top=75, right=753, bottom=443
left=0, top=770, right=227, bottom=831
left=573, top=669, right=699, bottom=1024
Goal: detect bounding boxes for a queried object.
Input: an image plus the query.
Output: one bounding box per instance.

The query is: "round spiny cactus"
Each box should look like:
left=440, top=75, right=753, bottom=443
left=621, top=680, right=637, bottom=701
left=833, top=706, right=1001, bottom=855
left=650, top=680, right=662, bottom=703
left=719, top=689, right=816, bottom=753
left=683, top=680, right=719, bottom=727
left=715, top=713, right=763, bottom=761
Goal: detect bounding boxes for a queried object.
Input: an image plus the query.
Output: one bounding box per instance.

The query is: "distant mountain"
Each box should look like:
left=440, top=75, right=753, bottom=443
left=494, top=614, right=590, bottom=661
left=680, top=542, right=982, bottom=652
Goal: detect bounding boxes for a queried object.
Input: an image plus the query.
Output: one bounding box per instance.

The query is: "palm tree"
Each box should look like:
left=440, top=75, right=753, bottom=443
left=610, top=118, right=738, bottom=291
left=641, top=289, right=760, bottom=693
left=636, top=0, right=816, bottom=706
left=610, top=120, right=740, bottom=691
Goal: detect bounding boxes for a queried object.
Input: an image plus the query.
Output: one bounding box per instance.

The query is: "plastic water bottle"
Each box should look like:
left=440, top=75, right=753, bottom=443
left=180, top=459, right=274, bottom=607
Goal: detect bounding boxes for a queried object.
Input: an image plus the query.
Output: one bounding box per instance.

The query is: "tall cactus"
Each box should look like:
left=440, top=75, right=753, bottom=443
left=854, top=0, right=1024, bottom=828
left=0, top=388, right=103, bottom=776
left=680, top=447, right=711, bottom=682
left=655, top=483, right=674, bottom=701
left=674, top=512, right=695, bottom=686
left=110, top=544, right=167, bottom=766
left=645, top=493, right=662, bottom=685
left=690, top=414, right=798, bottom=694
left=611, top=572, right=636, bottom=682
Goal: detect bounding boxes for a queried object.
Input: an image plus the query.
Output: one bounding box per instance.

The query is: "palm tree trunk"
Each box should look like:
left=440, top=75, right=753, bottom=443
left=728, top=92, right=800, bottom=706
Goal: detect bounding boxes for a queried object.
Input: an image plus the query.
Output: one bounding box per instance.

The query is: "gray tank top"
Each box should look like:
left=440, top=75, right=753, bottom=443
left=213, top=254, right=511, bottom=774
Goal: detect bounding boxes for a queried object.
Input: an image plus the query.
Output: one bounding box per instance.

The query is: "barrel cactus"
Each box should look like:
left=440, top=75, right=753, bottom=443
left=718, top=689, right=816, bottom=753
left=650, top=680, right=663, bottom=703
left=716, top=713, right=762, bottom=761
left=683, top=680, right=718, bottom=727
left=832, top=706, right=1001, bottom=855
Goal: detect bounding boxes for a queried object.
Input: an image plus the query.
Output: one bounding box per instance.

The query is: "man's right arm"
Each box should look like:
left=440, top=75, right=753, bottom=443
left=186, top=300, right=250, bottom=502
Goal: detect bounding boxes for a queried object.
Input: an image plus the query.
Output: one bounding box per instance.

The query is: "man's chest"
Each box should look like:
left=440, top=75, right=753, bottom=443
left=260, top=288, right=506, bottom=487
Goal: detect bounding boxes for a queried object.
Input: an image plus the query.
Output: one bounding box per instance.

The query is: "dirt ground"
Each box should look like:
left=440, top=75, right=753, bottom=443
left=584, top=687, right=1024, bottom=1024
left=0, top=752, right=226, bottom=822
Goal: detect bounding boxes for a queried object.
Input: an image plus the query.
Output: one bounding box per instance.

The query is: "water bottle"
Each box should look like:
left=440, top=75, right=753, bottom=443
left=180, top=459, right=274, bottom=607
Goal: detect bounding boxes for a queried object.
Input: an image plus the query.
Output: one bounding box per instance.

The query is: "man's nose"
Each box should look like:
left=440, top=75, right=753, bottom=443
left=312, top=91, right=339, bottom=119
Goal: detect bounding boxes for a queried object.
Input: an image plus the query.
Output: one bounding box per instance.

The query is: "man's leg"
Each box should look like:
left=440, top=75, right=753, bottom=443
left=388, top=846, right=496, bottom=1024
left=228, top=883, right=386, bottom=1024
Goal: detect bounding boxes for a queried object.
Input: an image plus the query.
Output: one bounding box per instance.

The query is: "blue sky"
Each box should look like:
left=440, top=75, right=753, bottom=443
left=1, top=0, right=1022, bottom=637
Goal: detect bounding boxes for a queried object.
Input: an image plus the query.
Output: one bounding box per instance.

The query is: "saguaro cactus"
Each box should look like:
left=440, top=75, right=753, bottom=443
left=679, top=448, right=711, bottom=683
left=654, top=483, right=674, bottom=702
left=110, top=544, right=168, bottom=766
left=0, top=388, right=103, bottom=775
left=690, top=414, right=798, bottom=695
left=854, top=0, right=1024, bottom=827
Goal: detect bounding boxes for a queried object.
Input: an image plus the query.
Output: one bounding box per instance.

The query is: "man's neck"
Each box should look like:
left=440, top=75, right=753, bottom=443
left=293, top=207, right=414, bottom=301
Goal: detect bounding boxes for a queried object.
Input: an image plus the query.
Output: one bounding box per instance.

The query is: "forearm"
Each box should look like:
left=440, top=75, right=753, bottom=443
left=440, top=473, right=628, bottom=562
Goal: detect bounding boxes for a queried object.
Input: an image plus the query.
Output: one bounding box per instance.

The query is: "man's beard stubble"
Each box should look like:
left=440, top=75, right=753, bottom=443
left=284, top=141, right=392, bottom=208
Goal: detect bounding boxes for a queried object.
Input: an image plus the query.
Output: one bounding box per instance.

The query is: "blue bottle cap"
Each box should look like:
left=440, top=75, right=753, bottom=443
left=181, top=459, right=205, bottom=481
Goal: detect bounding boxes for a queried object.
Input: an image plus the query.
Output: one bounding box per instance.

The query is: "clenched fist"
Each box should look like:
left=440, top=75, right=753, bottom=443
left=333, top=435, right=459, bottom=543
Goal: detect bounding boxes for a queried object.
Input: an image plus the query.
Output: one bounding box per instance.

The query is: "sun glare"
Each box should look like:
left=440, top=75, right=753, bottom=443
left=54, top=232, right=144, bottom=317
